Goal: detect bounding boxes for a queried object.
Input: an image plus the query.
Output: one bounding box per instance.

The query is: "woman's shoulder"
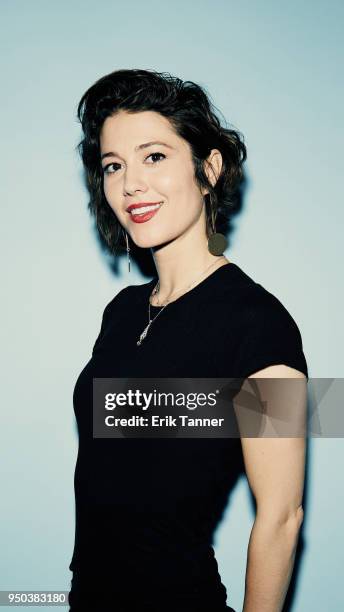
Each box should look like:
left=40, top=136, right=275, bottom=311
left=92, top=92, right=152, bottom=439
left=102, top=279, right=153, bottom=314
left=219, top=262, right=302, bottom=327
left=220, top=263, right=308, bottom=378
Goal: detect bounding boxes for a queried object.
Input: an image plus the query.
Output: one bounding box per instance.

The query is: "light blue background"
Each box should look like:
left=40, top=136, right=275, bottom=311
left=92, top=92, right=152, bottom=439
left=1, top=1, right=343, bottom=610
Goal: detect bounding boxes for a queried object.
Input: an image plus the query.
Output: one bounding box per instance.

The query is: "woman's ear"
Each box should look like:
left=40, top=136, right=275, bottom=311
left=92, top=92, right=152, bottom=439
left=202, top=149, right=223, bottom=195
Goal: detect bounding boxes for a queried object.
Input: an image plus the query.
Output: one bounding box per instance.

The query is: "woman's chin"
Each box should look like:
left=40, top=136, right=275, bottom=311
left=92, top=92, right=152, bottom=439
left=130, top=230, right=174, bottom=250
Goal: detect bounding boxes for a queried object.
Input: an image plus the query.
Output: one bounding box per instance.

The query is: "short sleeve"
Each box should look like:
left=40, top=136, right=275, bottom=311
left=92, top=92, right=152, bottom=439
left=236, top=287, right=309, bottom=380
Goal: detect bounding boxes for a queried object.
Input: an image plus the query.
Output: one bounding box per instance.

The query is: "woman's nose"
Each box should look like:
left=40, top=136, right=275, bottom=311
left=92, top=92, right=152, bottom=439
left=123, top=166, right=148, bottom=196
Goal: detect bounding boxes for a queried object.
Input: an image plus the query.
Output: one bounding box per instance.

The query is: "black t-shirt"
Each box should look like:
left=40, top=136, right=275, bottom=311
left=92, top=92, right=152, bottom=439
left=68, top=262, right=308, bottom=612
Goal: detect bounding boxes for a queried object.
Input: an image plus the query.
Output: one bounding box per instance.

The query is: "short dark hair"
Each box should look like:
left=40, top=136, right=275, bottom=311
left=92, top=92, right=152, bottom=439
left=76, top=68, right=247, bottom=255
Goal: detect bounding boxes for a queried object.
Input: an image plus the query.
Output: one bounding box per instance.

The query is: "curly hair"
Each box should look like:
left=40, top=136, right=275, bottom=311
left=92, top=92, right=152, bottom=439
left=76, top=68, right=247, bottom=255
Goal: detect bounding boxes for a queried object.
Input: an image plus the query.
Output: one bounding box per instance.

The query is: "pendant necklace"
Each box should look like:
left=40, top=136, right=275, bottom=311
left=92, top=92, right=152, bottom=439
left=136, top=257, right=227, bottom=346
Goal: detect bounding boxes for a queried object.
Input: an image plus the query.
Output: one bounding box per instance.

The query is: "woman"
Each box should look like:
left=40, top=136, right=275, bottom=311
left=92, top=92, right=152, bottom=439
left=68, top=69, right=308, bottom=612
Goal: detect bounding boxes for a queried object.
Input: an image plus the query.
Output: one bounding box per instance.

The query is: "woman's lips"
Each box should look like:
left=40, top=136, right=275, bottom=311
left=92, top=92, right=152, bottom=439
left=129, top=203, right=163, bottom=224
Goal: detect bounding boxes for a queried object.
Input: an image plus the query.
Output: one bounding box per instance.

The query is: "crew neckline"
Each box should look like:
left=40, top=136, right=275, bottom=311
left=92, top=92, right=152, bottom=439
left=144, top=261, right=237, bottom=310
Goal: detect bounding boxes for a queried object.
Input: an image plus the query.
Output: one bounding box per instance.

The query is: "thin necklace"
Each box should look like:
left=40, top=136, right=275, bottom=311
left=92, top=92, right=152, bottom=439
left=136, top=256, right=227, bottom=346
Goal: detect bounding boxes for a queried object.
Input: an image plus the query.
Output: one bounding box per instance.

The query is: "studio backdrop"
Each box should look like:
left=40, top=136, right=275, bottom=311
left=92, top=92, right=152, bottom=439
left=1, top=1, right=343, bottom=611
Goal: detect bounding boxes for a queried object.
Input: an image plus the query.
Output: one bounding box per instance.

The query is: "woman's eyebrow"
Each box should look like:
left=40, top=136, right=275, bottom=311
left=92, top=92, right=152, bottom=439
left=101, top=141, right=175, bottom=161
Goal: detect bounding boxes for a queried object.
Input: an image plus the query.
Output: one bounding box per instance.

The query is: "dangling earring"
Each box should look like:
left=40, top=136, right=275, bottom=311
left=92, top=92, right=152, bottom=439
left=207, top=195, right=228, bottom=256
left=124, top=229, right=131, bottom=273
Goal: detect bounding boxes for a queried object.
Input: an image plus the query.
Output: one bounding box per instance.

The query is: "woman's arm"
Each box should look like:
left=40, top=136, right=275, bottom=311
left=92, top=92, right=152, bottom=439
left=240, top=364, right=307, bottom=612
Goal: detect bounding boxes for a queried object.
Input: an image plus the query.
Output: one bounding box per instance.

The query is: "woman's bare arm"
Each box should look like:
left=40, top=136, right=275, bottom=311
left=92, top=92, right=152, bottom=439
left=240, top=364, right=307, bottom=612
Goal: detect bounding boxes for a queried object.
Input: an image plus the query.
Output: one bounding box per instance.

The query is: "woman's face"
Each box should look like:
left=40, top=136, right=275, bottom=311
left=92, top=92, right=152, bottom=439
left=99, top=110, right=210, bottom=250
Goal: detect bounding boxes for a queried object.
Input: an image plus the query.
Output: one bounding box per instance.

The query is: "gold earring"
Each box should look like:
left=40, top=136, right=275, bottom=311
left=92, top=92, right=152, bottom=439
left=207, top=196, right=227, bottom=256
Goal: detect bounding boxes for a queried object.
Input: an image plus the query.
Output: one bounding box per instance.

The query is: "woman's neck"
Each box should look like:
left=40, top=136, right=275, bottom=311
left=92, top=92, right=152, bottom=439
left=150, top=235, right=229, bottom=304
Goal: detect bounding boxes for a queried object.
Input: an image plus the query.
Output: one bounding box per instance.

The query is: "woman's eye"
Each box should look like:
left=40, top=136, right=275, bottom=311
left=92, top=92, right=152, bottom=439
left=103, top=162, right=121, bottom=174
left=146, top=152, right=166, bottom=164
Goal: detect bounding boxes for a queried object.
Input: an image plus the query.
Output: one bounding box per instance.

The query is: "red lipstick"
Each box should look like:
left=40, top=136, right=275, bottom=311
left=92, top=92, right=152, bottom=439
left=127, top=202, right=163, bottom=224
